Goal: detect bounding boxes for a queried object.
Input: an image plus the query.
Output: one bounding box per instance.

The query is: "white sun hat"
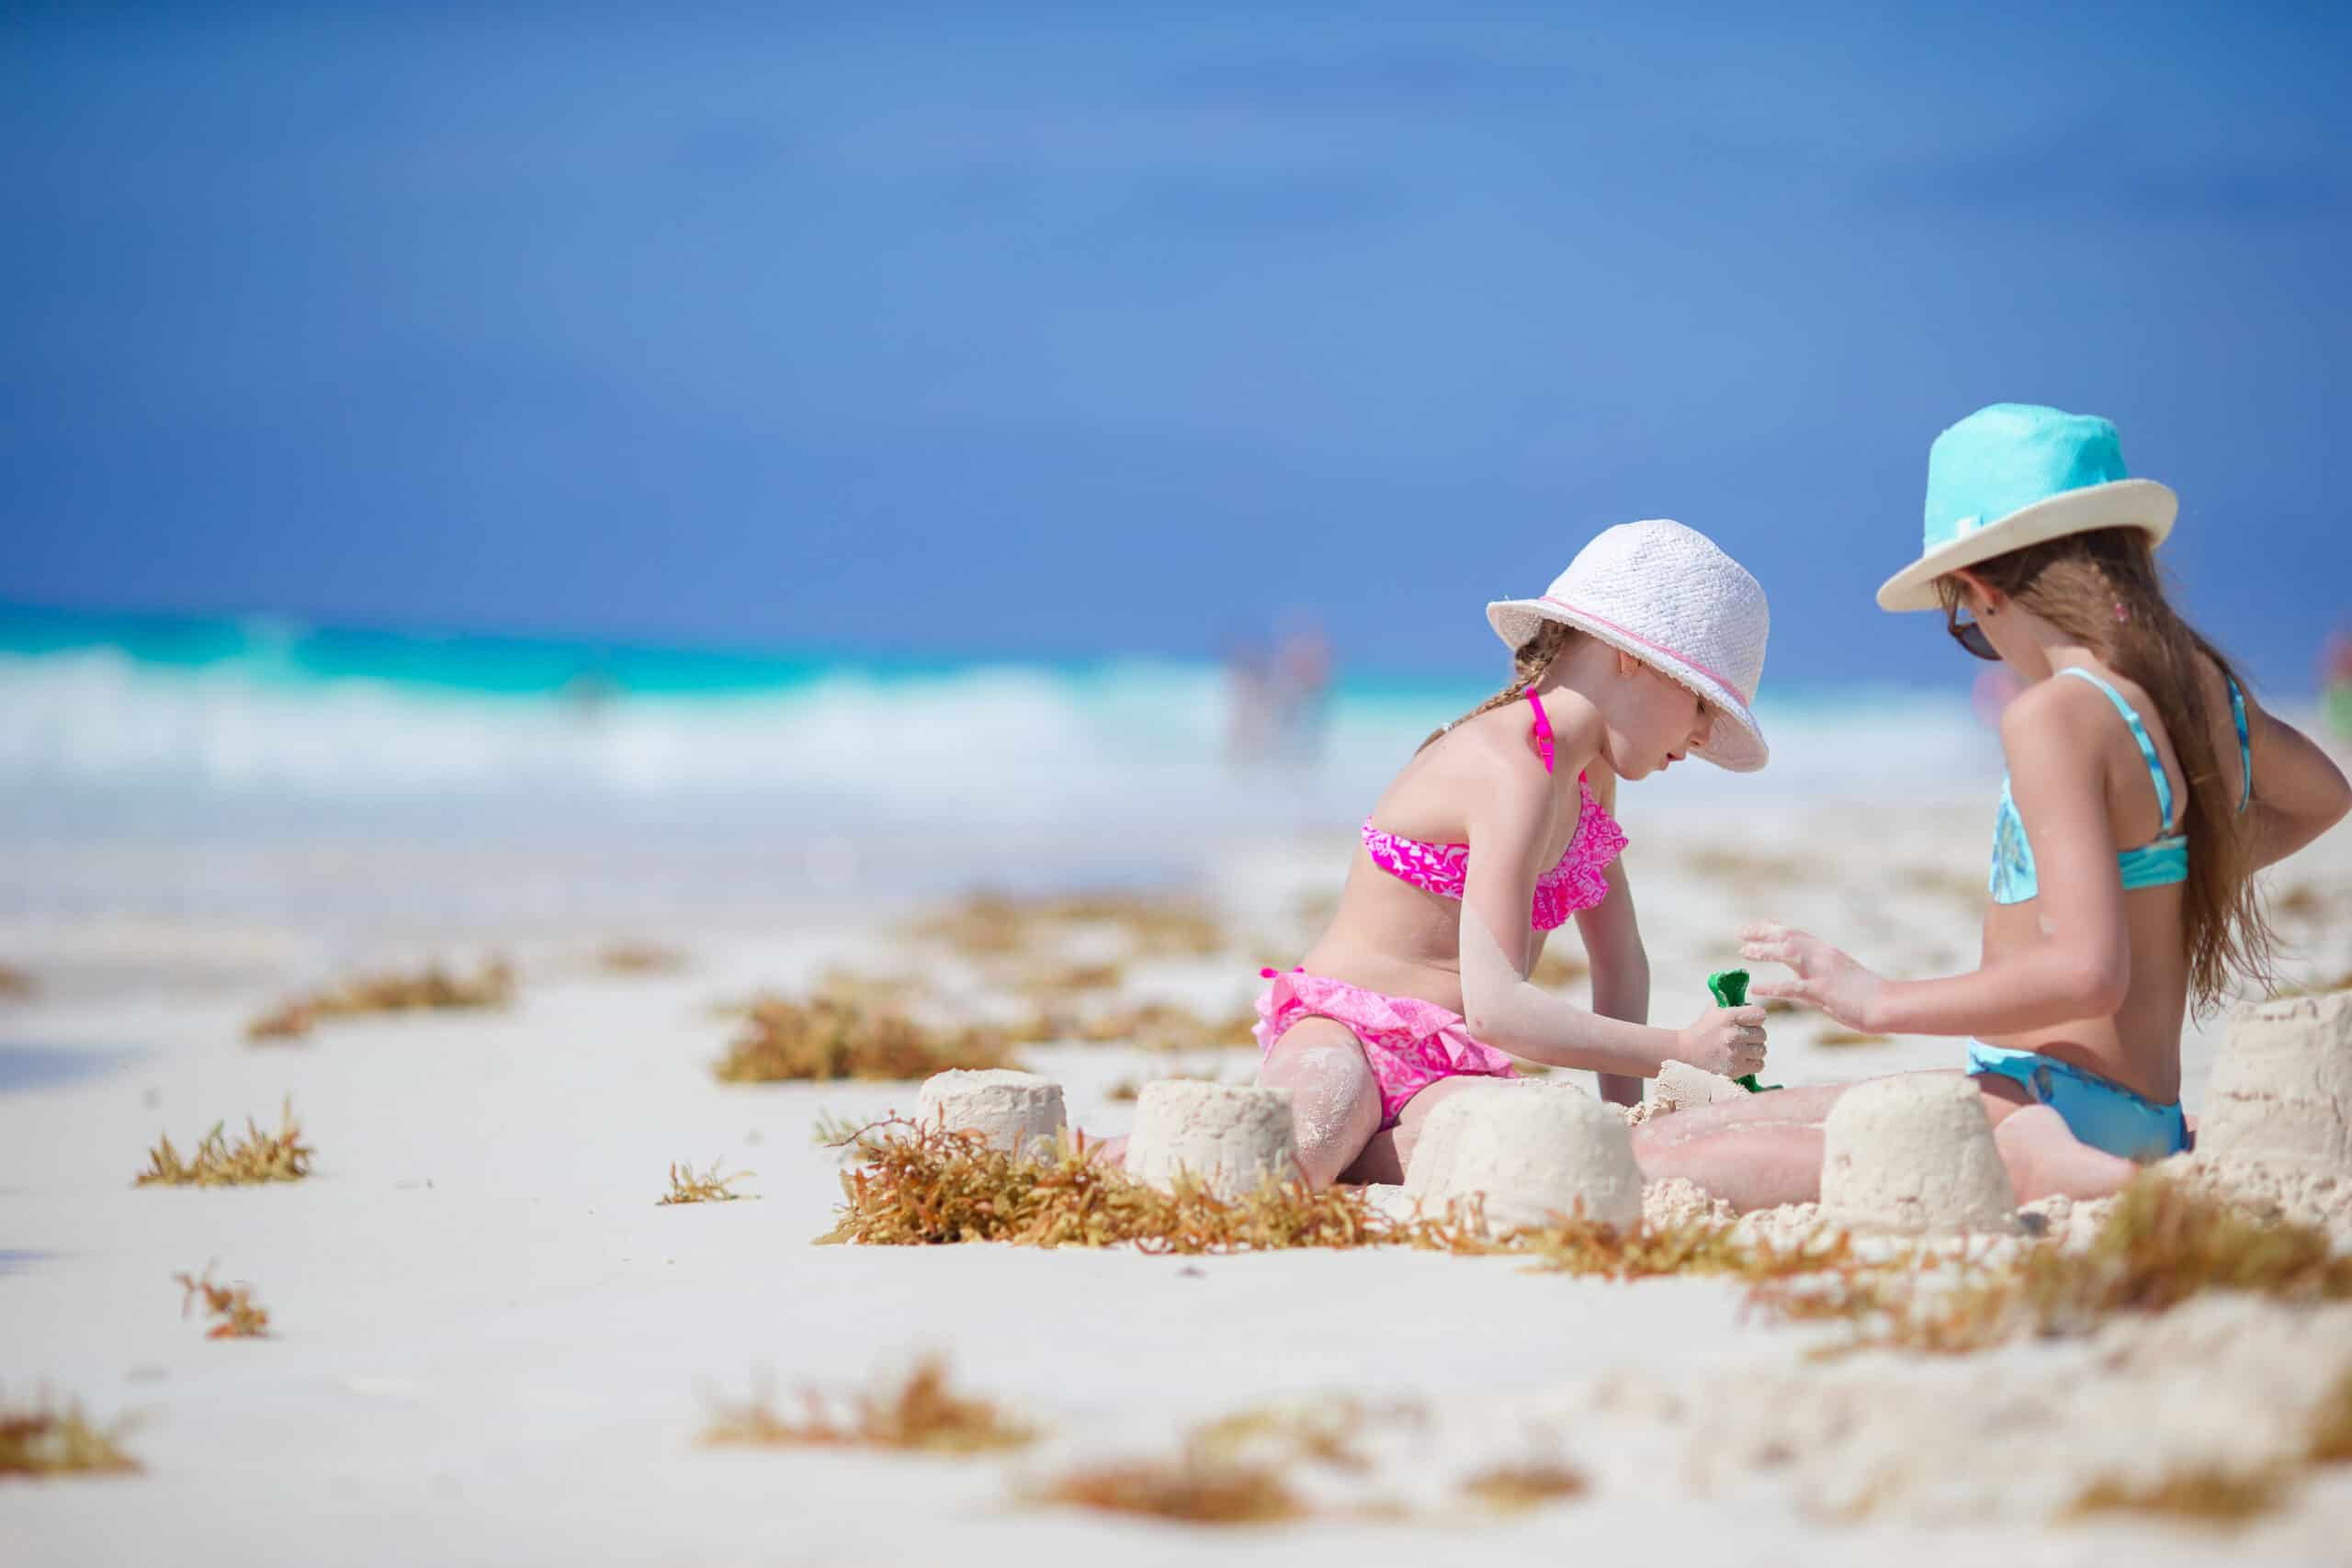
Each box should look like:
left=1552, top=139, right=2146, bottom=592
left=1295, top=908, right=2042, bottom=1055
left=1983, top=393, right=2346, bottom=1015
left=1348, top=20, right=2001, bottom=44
left=1486, top=519, right=1770, bottom=773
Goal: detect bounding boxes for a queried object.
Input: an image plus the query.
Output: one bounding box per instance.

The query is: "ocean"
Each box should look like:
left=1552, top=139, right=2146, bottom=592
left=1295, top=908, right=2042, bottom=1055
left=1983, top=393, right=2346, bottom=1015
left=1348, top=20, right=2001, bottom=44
left=0, top=603, right=2006, bottom=920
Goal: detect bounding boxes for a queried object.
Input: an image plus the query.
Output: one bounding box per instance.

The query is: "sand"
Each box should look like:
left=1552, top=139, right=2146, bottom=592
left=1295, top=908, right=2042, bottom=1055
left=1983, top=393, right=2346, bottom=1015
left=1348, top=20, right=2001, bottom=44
left=1650, top=1058, right=1751, bottom=1115
left=916, top=1067, right=1066, bottom=1155
left=2160, top=1152, right=2352, bottom=1245
left=8, top=794, right=2352, bottom=1562
left=1404, top=1082, right=1643, bottom=1232
left=1818, top=1074, right=2019, bottom=1234
left=1124, top=1080, right=1296, bottom=1198
left=2200, top=988, right=2352, bottom=1171
left=1640, top=1176, right=1737, bottom=1229
left=1593, top=1294, right=2352, bottom=1532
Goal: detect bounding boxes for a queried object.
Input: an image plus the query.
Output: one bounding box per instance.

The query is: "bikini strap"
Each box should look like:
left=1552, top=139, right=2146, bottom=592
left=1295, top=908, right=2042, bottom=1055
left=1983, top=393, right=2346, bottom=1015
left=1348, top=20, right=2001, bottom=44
left=2227, top=674, right=2252, bottom=813
left=2054, top=667, right=2175, bottom=832
left=1524, top=691, right=1555, bottom=775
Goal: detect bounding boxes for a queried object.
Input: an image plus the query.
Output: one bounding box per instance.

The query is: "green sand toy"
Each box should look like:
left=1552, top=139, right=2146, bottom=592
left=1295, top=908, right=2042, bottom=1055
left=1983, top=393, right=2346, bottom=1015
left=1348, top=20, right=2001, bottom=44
left=1706, top=968, right=1780, bottom=1093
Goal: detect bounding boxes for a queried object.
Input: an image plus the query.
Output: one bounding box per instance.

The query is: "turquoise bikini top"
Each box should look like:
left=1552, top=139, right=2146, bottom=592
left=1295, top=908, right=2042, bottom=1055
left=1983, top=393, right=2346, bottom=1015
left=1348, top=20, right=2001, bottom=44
left=1989, top=667, right=2250, bottom=905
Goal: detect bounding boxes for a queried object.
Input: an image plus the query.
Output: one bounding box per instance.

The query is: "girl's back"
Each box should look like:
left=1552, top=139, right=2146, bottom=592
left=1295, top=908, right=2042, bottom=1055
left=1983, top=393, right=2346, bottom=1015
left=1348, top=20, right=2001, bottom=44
left=1981, top=651, right=2252, bottom=1102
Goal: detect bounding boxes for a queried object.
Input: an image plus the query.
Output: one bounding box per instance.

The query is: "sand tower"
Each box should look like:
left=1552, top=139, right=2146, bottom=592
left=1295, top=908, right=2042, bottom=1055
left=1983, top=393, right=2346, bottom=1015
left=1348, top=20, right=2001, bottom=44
left=1819, top=1076, right=2018, bottom=1234
left=1405, top=1082, right=1643, bottom=1233
left=1124, top=1080, right=1297, bottom=1199
left=2199, top=989, right=2352, bottom=1174
left=915, top=1069, right=1067, bottom=1156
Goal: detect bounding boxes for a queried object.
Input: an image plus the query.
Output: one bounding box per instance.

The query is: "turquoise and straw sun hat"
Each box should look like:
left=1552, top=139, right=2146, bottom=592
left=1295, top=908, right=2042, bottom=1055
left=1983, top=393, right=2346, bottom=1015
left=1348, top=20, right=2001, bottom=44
left=1875, top=403, right=2177, bottom=613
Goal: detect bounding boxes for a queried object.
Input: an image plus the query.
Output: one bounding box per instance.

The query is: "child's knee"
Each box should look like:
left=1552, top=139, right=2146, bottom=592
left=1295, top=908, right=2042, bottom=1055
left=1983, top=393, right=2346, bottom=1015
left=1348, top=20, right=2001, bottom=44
left=1992, top=1103, right=2134, bottom=1201
left=1992, top=1102, right=2067, bottom=1155
left=1257, top=1028, right=1381, bottom=1165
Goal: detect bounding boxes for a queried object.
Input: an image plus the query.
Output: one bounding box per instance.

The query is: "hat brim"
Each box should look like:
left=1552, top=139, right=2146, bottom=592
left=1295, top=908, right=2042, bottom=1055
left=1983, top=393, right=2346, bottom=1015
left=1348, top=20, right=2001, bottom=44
left=1483, top=601, right=1768, bottom=773
left=1875, top=479, right=2177, bottom=613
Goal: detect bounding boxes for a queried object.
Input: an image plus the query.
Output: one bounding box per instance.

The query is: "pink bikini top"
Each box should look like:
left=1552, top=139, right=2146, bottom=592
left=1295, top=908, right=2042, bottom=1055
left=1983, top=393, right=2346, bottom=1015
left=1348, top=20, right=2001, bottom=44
left=1360, top=692, right=1627, bottom=931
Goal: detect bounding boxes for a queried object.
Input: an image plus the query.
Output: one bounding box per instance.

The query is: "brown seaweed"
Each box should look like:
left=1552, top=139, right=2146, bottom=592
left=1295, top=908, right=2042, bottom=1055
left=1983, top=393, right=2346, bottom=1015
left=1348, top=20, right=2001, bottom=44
left=137, top=1101, right=313, bottom=1187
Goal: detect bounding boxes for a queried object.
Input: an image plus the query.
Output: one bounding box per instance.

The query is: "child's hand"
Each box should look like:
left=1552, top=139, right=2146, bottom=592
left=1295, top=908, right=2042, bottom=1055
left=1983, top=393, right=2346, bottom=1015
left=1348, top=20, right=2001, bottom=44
left=1675, top=1004, right=1768, bottom=1080
left=1739, top=921, right=1884, bottom=1031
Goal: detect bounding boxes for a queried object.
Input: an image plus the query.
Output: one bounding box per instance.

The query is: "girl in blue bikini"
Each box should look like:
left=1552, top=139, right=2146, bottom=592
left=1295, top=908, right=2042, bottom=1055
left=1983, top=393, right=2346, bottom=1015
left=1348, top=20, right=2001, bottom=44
left=1637, top=403, right=2351, bottom=1205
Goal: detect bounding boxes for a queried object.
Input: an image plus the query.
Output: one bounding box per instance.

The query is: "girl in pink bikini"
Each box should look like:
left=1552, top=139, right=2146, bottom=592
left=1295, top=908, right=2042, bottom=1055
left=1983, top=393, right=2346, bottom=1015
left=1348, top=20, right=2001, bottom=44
left=1252, top=519, right=1776, bottom=1186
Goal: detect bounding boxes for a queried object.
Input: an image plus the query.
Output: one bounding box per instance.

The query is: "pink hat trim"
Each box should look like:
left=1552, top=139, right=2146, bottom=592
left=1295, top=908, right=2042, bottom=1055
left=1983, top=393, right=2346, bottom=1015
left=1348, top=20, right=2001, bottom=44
left=1539, top=596, right=1749, bottom=704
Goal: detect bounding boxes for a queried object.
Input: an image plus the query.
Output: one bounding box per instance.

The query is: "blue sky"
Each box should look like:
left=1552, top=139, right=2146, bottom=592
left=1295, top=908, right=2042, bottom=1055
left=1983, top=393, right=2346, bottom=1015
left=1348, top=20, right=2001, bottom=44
left=5, top=1, right=2350, bottom=688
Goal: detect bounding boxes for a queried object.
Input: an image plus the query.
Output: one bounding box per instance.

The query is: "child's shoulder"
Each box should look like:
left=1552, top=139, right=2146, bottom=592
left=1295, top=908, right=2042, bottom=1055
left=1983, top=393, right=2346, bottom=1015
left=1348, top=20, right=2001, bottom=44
left=1998, top=665, right=2135, bottom=762
left=1398, top=711, right=1550, bottom=818
left=1436, top=706, right=1551, bottom=786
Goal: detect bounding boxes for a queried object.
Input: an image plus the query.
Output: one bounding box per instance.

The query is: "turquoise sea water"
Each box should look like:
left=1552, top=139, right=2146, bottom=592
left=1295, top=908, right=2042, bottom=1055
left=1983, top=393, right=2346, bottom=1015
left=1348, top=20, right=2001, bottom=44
left=0, top=602, right=966, bottom=697
left=0, top=601, right=2019, bottom=922
left=0, top=602, right=1996, bottom=843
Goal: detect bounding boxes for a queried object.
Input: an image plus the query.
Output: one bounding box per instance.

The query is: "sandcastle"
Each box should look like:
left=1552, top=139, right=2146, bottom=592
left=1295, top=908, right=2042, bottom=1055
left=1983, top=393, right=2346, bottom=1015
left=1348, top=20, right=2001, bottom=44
left=1818, top=1075, right=2018, bottom=1234
left=915, top=1069, right=1067, bottom=1156
left=2199, top=989, right=2352, bottom=1173
left=1651, top=1059, right=1748, bottom=1116
left=1405, top=1081, right=1643, bottom=1233
left=2183, top=989, right=2352, bottom=1235
left=1123, top=1080, right=1297, bottom=1199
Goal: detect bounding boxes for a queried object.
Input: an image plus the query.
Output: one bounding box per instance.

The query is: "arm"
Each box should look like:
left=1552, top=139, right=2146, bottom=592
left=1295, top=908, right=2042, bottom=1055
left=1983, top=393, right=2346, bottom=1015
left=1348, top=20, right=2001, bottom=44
left=1575, top=861, right=1650, bottom=1105
left=1457, top=763, right=1762, bottom=1078
left=2243, top=694, right=2352, bottom=871
left=1571, top=769, right=1649, bottom=1107
left=1746, top=682, right=2133, bottom=1035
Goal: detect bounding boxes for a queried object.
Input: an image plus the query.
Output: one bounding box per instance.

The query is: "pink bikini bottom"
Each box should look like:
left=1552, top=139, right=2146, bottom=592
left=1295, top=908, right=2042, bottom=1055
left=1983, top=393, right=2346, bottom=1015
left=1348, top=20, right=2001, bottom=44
left=1253, top=967, right=1521, bottom=1130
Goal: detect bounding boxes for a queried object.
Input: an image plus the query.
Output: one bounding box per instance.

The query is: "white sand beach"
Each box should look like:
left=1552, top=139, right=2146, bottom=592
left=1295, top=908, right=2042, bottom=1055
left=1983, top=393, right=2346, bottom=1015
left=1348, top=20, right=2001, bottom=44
left=13, top=0, right=2352, bottom=1556
left=8, top=795, right=2352, bottom=1564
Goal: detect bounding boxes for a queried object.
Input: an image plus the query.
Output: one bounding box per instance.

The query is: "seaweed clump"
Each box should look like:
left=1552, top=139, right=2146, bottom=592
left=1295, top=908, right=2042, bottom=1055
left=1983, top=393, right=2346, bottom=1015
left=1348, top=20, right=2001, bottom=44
left=820, top=1118, right=2352, bottom=1343
left=1070, top=1001, right=1260, bottom=1052
left=174, top=1265, right=270, bottom=1338
left=808, top=1110, right=889, bottom=1163
left=1008, top=960, right=1127, bottom=999
left=0, top=964, right=33, bottom=999
left=2064, top=1463, right=2289, bottom=1528
left=820, top=1117, right=1883, bottom=1268
left=1459, top=1461, right=1589, bottom=1511
left=1752, top=1172, right=2352, bottom=1353
left=1187, top=1400, right=1389, bottom=1474
left=912, top=890, right=1227, bottom=962
left=0, top=1391, right=141, bottom=1478
left=700, top=1356, right=1032, bottom=1455
left=994, top=999, right=1259, bottom=1053
left=136, top=1103, right=313, bottom=1188
left=1814, top=1029, right=1894, bottom=1047
left=247, top=958, right=514, bottom=1042
left=819, top=1119, right=1425, bottom=1253
left=1515, top=1211, right=1852, bottom=1284
left=1027, top=1457, right=1304, bottom=1526
left=1026, top=1397, right=1408, bottom=1526
left=2306, top=1362, right=2352, bottom=1464
left=659, top=1159, right=755, bottom=1205
left=596, top=942, right=687, bottom=975
left=714, top=996, right=1017, bottom=1084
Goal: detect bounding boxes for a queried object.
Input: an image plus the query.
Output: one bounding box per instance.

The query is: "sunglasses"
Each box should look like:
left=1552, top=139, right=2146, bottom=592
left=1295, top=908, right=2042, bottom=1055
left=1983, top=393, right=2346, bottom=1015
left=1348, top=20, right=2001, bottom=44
left=1945, top=605, right=1998, bottom=661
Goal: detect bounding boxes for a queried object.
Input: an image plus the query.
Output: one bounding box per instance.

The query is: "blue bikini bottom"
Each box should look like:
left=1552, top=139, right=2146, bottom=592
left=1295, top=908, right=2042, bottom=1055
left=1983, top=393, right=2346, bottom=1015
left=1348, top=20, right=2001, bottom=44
left=1965, top=1042, right=2188, bottom=1162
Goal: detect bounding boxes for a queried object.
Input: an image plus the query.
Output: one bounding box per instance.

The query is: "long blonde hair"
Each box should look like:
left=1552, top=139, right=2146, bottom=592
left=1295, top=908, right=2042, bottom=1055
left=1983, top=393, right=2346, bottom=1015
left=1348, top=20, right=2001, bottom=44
left=1419, top=622, right=1575, bottom=753
left=1942, top=527, right=2276, bottom=1010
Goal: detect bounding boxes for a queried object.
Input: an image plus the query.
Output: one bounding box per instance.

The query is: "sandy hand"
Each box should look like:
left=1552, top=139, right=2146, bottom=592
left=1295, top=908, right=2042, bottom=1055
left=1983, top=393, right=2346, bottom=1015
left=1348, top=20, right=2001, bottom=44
left=1675, top=1003, right=1767, bottom=1080
left=1739, top=920, right=1884, bottom=1031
